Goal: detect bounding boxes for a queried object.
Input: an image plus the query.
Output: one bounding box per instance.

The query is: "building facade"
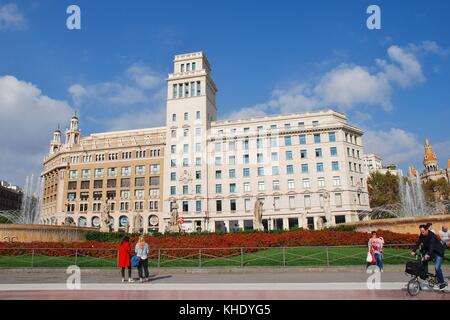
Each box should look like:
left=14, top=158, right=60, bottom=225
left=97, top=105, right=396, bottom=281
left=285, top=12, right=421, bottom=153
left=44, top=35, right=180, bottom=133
left=0, top=181, right=22, bottom=211
left=362, top=154, right=403, bottom=177
left=420, top=138, right=450, bottom=183
left=42, top=51, right=370, bottom=233
left=41, top=118, right=165, bottom=232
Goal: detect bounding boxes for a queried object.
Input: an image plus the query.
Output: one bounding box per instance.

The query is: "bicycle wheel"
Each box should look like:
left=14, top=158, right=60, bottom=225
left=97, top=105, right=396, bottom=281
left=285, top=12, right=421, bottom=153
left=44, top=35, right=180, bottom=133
left=407, top=278, right=421, bottom=296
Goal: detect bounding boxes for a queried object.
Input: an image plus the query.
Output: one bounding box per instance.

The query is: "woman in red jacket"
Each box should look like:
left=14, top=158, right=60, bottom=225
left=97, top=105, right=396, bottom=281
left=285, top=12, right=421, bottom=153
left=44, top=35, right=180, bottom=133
left=118, top=236, right=133, bottom=282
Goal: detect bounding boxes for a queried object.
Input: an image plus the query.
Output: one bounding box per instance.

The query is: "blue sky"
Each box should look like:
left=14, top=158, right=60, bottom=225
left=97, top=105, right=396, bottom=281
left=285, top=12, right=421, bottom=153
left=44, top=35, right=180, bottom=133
left=0, top=0, right=449, bottom=186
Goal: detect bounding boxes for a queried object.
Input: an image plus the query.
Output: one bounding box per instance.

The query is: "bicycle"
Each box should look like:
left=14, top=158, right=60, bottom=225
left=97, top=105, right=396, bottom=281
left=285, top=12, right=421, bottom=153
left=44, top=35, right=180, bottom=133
left=405, top=253, right=447, bottom=296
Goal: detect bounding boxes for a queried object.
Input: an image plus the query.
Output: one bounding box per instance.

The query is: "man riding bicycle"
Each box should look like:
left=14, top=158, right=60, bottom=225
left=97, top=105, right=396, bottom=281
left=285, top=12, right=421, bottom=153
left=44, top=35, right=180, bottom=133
left=411, top=224, right=447, bottom=291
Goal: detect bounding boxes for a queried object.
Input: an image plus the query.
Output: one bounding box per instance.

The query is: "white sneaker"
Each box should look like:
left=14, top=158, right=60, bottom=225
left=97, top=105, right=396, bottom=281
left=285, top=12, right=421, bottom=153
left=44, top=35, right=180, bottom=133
left=121, top=278, right=125, bottom=283
left=128, top=278, right=134, bottom=283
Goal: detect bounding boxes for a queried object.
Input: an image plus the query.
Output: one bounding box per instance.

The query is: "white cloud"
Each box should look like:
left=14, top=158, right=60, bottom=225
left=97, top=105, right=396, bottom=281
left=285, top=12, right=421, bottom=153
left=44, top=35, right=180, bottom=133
left=126, top=64, right=162, bottom=90
left=225, top=44, right=425, bottom=119
left=0, top=3, right=26, bottom=30
left=0, top=75, right=73, bottom=185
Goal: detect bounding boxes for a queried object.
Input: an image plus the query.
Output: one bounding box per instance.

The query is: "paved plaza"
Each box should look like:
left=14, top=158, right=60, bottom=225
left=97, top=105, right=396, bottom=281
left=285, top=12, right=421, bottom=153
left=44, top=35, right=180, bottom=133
left=0, top=266, right=449, bottom=300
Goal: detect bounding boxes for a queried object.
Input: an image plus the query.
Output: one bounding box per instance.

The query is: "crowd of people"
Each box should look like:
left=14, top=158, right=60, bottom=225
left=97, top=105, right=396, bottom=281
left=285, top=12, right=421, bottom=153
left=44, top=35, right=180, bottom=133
left=367, top=223, right=449, bottom=291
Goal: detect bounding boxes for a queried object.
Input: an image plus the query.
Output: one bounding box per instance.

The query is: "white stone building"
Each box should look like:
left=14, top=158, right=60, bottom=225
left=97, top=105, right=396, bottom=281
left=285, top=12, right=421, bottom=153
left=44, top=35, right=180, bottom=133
left=164, top=52, right=370, bottom=232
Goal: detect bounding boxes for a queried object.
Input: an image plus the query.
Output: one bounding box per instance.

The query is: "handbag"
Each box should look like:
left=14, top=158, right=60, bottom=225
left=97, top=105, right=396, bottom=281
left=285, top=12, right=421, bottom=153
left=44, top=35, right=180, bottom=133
left=131, top=255, right=140, bottom=267
left=366, top=251, right=373, bottom=263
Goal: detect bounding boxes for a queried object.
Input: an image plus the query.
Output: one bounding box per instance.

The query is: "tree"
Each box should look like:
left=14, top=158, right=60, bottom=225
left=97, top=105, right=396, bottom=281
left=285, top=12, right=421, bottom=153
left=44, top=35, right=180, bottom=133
left=367, top=171, right=400, bottom=208
left=422, top=177, right=450, bottom=202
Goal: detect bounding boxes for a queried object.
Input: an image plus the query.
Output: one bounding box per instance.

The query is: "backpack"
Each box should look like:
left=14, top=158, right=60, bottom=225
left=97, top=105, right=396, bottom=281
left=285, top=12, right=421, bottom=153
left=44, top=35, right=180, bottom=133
left=131, top=255, right=140, bottom=267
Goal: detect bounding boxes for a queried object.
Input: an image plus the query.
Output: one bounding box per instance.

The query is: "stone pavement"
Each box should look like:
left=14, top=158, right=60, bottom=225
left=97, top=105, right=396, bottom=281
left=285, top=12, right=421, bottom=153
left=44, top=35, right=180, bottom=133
left=0, top=266, right=449, bottom=300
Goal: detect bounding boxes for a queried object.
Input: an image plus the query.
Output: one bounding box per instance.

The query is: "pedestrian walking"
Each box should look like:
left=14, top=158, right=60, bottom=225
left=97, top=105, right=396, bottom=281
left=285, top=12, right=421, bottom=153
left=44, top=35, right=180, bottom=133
left=367, top=231, right=384, bottom=272
left=135, top=235, right=150, bottom=282
left=118, top=236, right=134, bottom=282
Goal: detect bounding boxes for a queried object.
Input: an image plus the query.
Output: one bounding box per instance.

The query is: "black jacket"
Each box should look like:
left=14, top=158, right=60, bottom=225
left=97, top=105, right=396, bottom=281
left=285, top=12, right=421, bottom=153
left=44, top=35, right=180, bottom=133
left=412, top=231, right=445, bottom=258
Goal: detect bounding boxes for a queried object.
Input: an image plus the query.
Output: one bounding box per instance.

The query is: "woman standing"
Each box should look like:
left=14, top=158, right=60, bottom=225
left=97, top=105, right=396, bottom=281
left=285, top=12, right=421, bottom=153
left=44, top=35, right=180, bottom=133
left=118, top=236, right=133, bottom=282
left=135, top=235, right=150, bottom=282
left=368, top=231, right=384, bottom=272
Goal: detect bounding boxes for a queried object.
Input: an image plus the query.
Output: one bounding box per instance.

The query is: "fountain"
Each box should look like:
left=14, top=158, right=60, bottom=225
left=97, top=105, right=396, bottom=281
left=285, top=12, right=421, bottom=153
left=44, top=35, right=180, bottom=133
left=0, top=175, right=95, bottom=242
left=349, top=172, right=449, bottom=234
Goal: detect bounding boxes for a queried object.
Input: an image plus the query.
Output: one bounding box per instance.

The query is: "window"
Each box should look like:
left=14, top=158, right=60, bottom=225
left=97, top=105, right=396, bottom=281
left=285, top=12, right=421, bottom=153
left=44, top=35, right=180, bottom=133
left=256, top=139, right=263, bottom=149
left=135, top=189, right=145, bottom=200
left=196, top=200, right=202, bottom=212
left=244, top=182, right=251, bottom=192
left=195, top=171, right=201, bottom=179
left=302, top=179, right=310, bottom=189
left=329, top=132, right=336, bottom=142
left=257, top=167, right=264, bottom=176
left=285, top=151, right=293, bottom=160
left=319, top=194, right=324, bottom=207
left=332, top=161, right=339, bottom=171
left=244, top=127, right=250, bottom=133
left=149, top=189, right=159, bottom=198
left=120, top=178, right=130, bottom=188
left=304, top=195, right=311, bottom=208
left=258, top=181, right=265, bottom=191
left=289, top=196, right=295, bottom=209
left=273, top=180, right=280, bottom=190
left=316, top=162, right=324, bottom=172
left=301, top=164, right=309, bottom=173
left=229, top=183, right=237, bottom=193
left=243, top=168, right=250, bottom=177
left=229, top=155, right=236, bottom=165
left=150, top=164, right=160, bottom=174
left=286, top=165, right=294, bottom=174
left=335, top=215, right=346, bottom=224
left=183, top=185, right=188, bottom=194
left=192, top=62, right=196, bottom=70
left=170, top=159, right=176, bottom=167
left=272, top=166, right=279, bottom=175
left=215, top=157, right=222, bottom=165
left=120, top=190, right=130, bottom=200
left=120, top=202, right=129, bottom=211
left=68, top=181, right=77, bottom=190
left=182, top=201, right=188, bottom=212
left=172, top=113, right=176, bottom=121
left=271, top=152, right=278, bottom=161
left=135, top=177, right=145, bottom=187
left=298, top=122, right=305, bottom=128
left=196, top=81, right=201, bottom=96
left=287, top=179, right=295, bottom=189
left=135, top=165, right=145, bottom=175
left=216, top=184, right=222, bottom=193
left=284, top=136, right=292, bottom=146
left=121, top=167, right=131, bottom=176
left=149, top=176, right=160, bottom=186
left=284, top=123, right=291, bottom=129
left=270, top=137, right=278, bottom=148
left=67, top=192, right=76, bottom=201
left=69, top=170, right=78, bottom=179
left=196, top=127, right=201, bottom=136
left=94, top=180, right=103, bottom=189
left=181, top=64, right=185, bottom=72
left=257, top=153, right=264, bottom=163
left=183, top=144, right=189, bottom=154
left=172, top=84, right=177, bottom=99
left=333, top=176, right=341, bottom=186
left=82, top=169, right=90, bottom=178
left=228, top=141, right=236, bottom=151
left=230, top=199, right=236, bottom=211
left=244, top=199, right=251, bottom=211
left=330, top=147, right=337, bottom=156
left=318, top=177, right=325, bottom=187
left=184, top=112, right=188, bottom=121
left=191, top=82, right=195, bottom=97
left=273, top=197, right=280, bottom=210
left=136, top=150, right=146, bottom=159
left=335, top=193, right=342, bottom=206
left=299, top=134, right=306, bottom=144
left=80, top=181, right=90, bottom=189
left=216, top=200, right=222, bottom=212
left=243, top=154, right=249, bottom=164
left=214, top=143, right=221, bottom=152
left=229, top=169, right=236, bottom=178
left=315, top=148, right=322, bottom=157
left=314, top=134, right=321, bottom=143
left=300, top=149, right=307, bottom=159
left=183, top=158, right=189, bottom=166
left=195, top=157, right=201, bottom=166
left=196, top=185, right=201, bottom=194
left=243, top=140, right=249, bottom=150
left=312, top=120, right=319, bottom=127
left=170, top=186, right=176, bottom=195
left=183, top=129, right=189, bottom=137
left=215, top=170, right=222, bottom=179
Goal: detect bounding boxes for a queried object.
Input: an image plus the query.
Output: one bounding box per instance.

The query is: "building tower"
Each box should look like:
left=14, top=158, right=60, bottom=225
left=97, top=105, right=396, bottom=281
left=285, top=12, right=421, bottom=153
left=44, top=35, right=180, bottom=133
left=65, top=115, right=80, bottom=147
left=49, top=126, right=62, bottom=155
left=423, top=138, right=439, bottom=172
left=163, top=52, right=218, bottom=232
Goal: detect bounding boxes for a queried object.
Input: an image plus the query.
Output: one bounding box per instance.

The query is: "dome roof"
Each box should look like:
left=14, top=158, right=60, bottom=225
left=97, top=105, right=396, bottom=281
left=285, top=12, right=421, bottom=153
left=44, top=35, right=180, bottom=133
left=423, top=138, right=438, bottom=164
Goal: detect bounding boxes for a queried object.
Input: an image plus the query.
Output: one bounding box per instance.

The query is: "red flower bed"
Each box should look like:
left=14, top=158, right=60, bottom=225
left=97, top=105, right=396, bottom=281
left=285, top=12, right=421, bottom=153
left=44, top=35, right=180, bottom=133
left=0, top=229, right=417, bottom=258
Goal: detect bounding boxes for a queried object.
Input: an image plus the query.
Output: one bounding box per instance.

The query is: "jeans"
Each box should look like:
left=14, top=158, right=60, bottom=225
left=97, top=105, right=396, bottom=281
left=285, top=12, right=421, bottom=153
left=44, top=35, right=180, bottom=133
left=138, top=258, right=149, bottom=279
left=423, top=255, right=445, bottom=285
left=374, top=253, right=383, bottom=270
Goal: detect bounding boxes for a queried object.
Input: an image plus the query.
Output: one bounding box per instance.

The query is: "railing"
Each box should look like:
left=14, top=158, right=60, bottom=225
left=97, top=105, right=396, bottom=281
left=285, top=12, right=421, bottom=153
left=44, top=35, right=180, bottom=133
left=0, top=244, right=445, bottom=269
